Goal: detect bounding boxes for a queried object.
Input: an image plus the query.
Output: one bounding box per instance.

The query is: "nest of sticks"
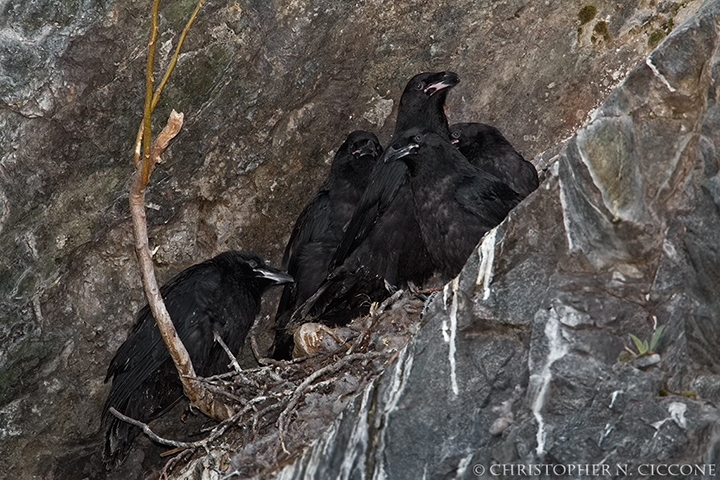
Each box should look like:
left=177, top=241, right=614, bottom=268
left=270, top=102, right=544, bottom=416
left=136, top=290, right=425, bottom=479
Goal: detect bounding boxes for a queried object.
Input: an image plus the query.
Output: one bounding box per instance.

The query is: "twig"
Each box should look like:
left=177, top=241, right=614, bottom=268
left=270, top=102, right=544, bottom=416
left=109, top=407, right=197, bottom=449
left=204, top=383, right=246, bottom=405
left=128, top=0, right=232, bottom=422
left=275, top=351, right=389, bottom=450
left=198, top=395, right=270, bottom=435
left=135, top=0, right=161, bottom=170
left=267, top=368, right=289, bottom=384
left=251, top=401, right=283, bottom=434
left=214, top=331, right=242, bottom=373
left=160, top=449, right=195, bottom=480
left=249, top=321, right=271, bottom=366
left=202, top=371, right=239, bottom=382
left=151, top=0, right=206, bottom=111
left=109, top=395, right=258, bottom=454
left=130, top=111, right=233, bottom=421
left=253, top=352, right=322, bottom=368
left=134, top=0, right=206, bottom=166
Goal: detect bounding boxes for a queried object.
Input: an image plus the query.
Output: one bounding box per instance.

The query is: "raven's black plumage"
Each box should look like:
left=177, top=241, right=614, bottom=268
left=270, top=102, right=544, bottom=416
left=290, top=145, right=423, bottom=327
left=395, top=130, right=522, bottom=280
left=394, top=71, right=460, bottom=140
left=450, top=122, right=539, bottom=198
left=272, top=131, right=382, bottom=359
left=331, top=71, right=460, bottom=271
left=292, top=72, right=459, bottom=328
left=102, top=251, right=292, bottom=466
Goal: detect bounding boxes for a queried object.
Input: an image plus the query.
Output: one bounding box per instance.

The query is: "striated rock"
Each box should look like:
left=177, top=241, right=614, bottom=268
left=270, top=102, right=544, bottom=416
left=272, top=3, right=720, bottom=478
left=0, top=0, right=714, bottom=478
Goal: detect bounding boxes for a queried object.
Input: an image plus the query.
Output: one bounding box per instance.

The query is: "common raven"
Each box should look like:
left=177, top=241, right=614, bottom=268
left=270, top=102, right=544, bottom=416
left=393, top=129, right=522, bottom=279
left=272, top=131, right=382, bottom=359
left=450, top=122, right=538, bottom=198
left=102, top=251, right=292, bottom=465
left=290, top=72, right=460, bottom=329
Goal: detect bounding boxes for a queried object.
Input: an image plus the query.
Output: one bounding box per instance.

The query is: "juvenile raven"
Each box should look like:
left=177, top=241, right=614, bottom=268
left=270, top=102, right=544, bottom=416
left=289, top=142, right=425, bottom=328
left=450, top=122, right=539, bottom=198
left=394, top=71, right=460, bottom=140
left=102, top=251, right=292, bottom=466
left=393, top=129, right=522, bottom=280
left=292, top=72, right=460, bottom=329
left=272, top=131, right=382, bottom=359
left=331, top=71, right=460, bottom=275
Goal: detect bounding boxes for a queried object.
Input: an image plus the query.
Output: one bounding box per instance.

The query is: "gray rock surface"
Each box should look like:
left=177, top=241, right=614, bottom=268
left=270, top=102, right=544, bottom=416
left=274, top=3, right=720, bottom=479
left=0, top=0, right=716, bottom=478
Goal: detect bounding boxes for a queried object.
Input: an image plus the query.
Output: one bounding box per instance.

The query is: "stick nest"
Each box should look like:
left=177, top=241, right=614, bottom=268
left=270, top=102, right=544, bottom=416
left=154, top=291, right=425, bottom=479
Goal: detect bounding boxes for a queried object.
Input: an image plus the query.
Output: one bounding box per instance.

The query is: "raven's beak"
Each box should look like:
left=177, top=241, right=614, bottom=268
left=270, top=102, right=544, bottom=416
left=353, top=139, right=380, bottom=158
left=424, top=71, right=460, bottom=95
left=383, top=143, right=418, bottom=163
left=255, top=267, right=294, bottom=285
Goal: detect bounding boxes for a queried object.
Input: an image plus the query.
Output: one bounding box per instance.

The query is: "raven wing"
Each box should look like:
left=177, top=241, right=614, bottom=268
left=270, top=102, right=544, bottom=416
left=454, top=172, right=521, bottom=227
left=330, top=160, right=409, bottom=269
left=102, top=262, right=223, bottom=418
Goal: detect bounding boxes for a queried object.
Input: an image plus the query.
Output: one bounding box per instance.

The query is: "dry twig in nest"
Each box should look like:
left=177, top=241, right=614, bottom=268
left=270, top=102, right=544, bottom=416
left=151, top=292, right=422, bottom=478
left=348, top=289, right=405, bottom=354
left=275, top=351, right=390, bottom=453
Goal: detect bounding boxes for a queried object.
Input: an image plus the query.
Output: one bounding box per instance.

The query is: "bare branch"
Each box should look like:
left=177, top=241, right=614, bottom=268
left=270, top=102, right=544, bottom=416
left=109, top=395, right=260, bottom=453
left=152, top=0, right=207, bottom=111
left=109, top=407, right=196, bottom=449
left=139, top=0, right=161, bottom=180
left=128, top=0, right=231, bottom=422
left=134, top=0, right=204, bottom=168
left=130, top=112, right=234, bottom=419
left=214, top=331, right=242, bottom=373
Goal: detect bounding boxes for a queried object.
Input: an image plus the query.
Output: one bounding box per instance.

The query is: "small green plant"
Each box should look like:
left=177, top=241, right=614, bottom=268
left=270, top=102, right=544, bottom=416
left=648, top=29, right=666, bottom=49
left=659, top=385, right=697, bottom=400
left=625, top=324, right=665, bottom=358
left=592, top=21, right=611, bottom=43
left=578, top=5, right=597, bottom=25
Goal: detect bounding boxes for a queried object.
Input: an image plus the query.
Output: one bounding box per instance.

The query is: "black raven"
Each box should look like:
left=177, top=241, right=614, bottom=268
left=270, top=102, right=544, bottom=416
left=102, top=251, right=292, bottom=466
left=330, top=71, right=460, bottom=273
left=289, top=143, right=425, bottom=328
left=272, top=131, right=382, bottom=359
left=291, top=72, right=460, bottom=328
left=393, top=129, right=522, bottom=280
left=450, top=122, right=539, bottom=198
left=394, top=71, right=460, bottom=140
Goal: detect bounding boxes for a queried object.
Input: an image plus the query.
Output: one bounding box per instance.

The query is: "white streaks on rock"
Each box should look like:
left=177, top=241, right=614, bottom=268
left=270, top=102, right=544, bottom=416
left=442, top=277, right=460, bottom=396
left=475, top=229, right=497, bottom=300
left=529, top=309, right=569, bottom=457
left=646, top=56, right=677, bottom=92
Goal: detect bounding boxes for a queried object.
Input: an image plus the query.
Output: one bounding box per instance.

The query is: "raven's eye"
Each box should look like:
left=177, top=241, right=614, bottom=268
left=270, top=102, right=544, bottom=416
left=248, top=260, right=258, bottom=269
left=413, top=134, right=423, bottom=143
left=451, top=131, right=461, bottom=139
left=415, top=82, right=424, bottom=90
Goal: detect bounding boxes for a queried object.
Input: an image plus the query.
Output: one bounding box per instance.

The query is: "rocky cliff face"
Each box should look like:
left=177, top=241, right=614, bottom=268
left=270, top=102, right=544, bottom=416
left=274, top=3, right=720, bottom=476
left=0, top=0, right=716, bottom=478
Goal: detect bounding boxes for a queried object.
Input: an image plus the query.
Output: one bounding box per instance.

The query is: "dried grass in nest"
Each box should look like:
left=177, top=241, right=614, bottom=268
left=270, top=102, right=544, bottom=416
left=156, top=290, right=425, bottom=479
